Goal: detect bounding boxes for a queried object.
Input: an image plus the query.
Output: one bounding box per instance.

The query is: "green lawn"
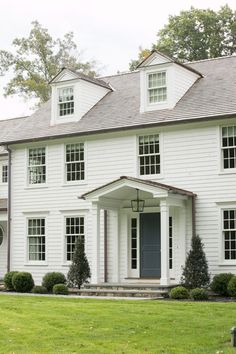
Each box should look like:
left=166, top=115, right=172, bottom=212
left=0, top=295, right=236, bottom=353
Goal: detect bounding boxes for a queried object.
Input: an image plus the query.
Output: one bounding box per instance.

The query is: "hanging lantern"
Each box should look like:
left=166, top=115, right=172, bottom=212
left=131, top=189, right=145, bottom=212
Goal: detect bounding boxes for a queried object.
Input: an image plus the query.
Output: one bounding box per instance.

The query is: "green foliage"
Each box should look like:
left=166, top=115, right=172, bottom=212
left=130, top=5, right=236, bottom=68
left=227, top=276, right=236, bottom=297
left=12, top=272, right=34, bottom=293
left=0, top=21, right=97, bottom=105
left=3, top=271, right=19, bottom=291
left=42, top=272, right=66, bottom=292
left=32, top=285, right=48, bottom=294
left=67, top=237, right=91, bottom=289
left=210, top=273, right=234, bottom=296
left=129, top=47, right=151, bottom=71
left=181, top=235, right=210, bottom=289
left=53, top=284, right=69, bottom=295
left=190, top=288, right=209, bottom=301
left=170, top=286, right=189, bottom=299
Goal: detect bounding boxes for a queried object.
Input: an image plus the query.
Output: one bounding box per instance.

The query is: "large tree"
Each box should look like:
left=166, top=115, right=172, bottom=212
left=0, top=21, right=97, bottom=104
left=130, top=5, right=236, bottom=69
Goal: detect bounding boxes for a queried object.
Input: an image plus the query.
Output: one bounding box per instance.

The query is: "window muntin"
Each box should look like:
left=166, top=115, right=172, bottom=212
left=131, top=218, right=137, bottom=269
left=65, top=217, right=84, bottom=261
left=0, top=226, right=3, bottom=246
left=169, top=217, right=173, bottom=269
left=28, top=148, right=46, bottom=185
left=148, top=72, right=167, bottom=104
left=223, top=210, right=236, bottom=260
left=222, top=126, right=236, bottom=169
left=66, top=143, right=85, bottom=182
left=28, top=218, right=45, bottom=261
left=139, top=134, right=160, bottom=175
left=58, top=87, right=74, bottom=117
left=2, top=165, right=8, bottom=183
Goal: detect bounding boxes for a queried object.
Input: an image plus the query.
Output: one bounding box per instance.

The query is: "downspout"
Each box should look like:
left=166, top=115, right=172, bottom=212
left=6, top=146, right=12, bottom=272
left=192, top=195, right=196, bottom=238
left=104, top=210, right=108, bottom=283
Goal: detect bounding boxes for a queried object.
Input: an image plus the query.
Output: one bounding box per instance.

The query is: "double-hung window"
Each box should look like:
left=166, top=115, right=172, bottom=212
left=28, top=218, right=46, bottom=261
left=139, top=134, right=160, bottom=175
left=223, top=210, right=236, bottom=261
left=65, top=143, right=85, bottom=182
left=28, top=147, right=46, bottom=184
left=58, top=87, right=74, bottom=117
left=148, top=72, right=167, bottom=104
left=2, top=165, right=8, bottom=183
left=221, top=126, right=236, bottom=170
left=65, top=217, right=85, bottom=261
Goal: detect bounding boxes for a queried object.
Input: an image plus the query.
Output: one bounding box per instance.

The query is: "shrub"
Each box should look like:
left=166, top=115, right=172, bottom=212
left=42, top=272, right=66, bottom=292
left=190, top=288, right=209, bottom=301
left=32, top=285, right=48, bottom=294
left=210, top=273, right=234, bottom=296
left=181, top=235, right=210, bottom=289
left=67, top=238, right=91, bottom=289
left=170, top=286, right=189, bottom=299
left=227, top=276, right=236, bottom=297
left=4, top=271, right=19, bottom=290
left=12, top=272, right=34, bottom=293
left=53, top=284, right=69, bottom=295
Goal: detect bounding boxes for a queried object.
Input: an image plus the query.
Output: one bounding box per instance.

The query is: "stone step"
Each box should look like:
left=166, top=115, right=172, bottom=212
left=83, top=283, right=176, bottom=292
left=76, top=288, right=168, bottom=298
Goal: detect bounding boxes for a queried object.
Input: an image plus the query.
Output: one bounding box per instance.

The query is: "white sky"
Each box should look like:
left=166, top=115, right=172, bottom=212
left=0, top=0, right=235, bottom=120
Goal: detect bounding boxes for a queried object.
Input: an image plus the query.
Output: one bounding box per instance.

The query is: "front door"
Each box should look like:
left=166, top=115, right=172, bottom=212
left=140, top=213, right=161, bottom=278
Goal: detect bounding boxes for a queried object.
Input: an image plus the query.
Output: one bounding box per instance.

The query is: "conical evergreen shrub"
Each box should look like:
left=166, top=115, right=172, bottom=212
left=67, top=237, right=91, bottom=289
left=181, top=235, right=210, bottom=289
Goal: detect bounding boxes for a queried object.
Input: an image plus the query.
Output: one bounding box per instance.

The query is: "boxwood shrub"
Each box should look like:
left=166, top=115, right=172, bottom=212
left=170, top=286, right=189, bottom=300
left=32, top=285, right=48, bottom=294
left=190, top=288, right=209, bottom=301
left=12, top=272, right=34, bottom=293
left=210, top=273, right=234, bottom=296
left=53, top=284, right=69, bottom=295
left=4, top=271, right=19, bottom=291
left=227, top=276, right=236, bottom=297
left=42, top=272, right=66, bottom=292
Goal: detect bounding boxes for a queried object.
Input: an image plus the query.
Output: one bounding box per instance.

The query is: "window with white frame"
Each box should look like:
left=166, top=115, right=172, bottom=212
left=58, top=87, right=74, bottom=117
left=221, top=126, right=236, bottom=169
left=139, top=134, right=160, bottom=175
left=65, top=217, right=85, bottom=261
left=65, top=143, right=85, bottom=182
left=28, top=218, right=46, bottom=261
left=28, top=148, right=46, bottom=185
left=148, top=72, right=167, bottom=104
left=169, top=217, right=173, bottom=269
left=2, top=165, right=8, bottom=183
left=131, top=218, right=138, bottom=269
left=0, top=226, right=3, bottom=246
left=223, top=210, right=236, bottom=260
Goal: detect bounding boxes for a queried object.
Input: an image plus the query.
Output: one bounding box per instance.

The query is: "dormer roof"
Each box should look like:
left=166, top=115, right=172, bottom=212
left=49, top=67, right=112, bottom=91
left=137, top=50, right=203, bottom=78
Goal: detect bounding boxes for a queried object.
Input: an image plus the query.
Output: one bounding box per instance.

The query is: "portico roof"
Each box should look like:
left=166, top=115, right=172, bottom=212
left=80, top=176, right=196, bottom=201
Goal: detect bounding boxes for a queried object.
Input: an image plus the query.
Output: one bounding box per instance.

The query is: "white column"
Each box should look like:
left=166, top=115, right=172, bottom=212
left=112, top=209, right=120, bottom=283
left=179, top=205, right=187, bottom=268
left=91, top=202, right=100, bottom=284
left=160, top=200, right=170, bottom=285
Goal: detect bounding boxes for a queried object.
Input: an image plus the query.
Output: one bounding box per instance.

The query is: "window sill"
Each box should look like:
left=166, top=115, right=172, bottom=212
left=24, top=262, right=48, bottom=266
left=62, top=263, right=71, bottom=267
left=218, top=169, right=236, bottom=175
left=61, top=181, right=87, bottom=187
left=138, top=174, right=164, bottom=180
left=25, top=185, right=49, bottom=190
left=218, top=262, right=236, bottom=266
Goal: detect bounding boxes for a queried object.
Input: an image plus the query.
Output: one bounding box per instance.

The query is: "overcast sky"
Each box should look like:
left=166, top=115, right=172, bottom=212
left=0, top=0, right=235, bottom=120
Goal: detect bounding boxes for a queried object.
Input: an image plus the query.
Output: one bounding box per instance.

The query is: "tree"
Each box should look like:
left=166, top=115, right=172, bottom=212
left=67, top=237, right=91, bottom=289
left=0, top=21, right=97, bottom=105
left=129, top=47, right=151, bottom=71
left=181, top=235, right=210, bottom=289
left=130, top=5, right=236, bottom=68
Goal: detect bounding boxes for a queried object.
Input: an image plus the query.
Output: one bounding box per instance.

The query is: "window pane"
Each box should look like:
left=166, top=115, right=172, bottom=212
left=66, top=144, right=85, bottom=182
left=222, top=126, right=236, bottom=169
left=28, top=148, right=46, bottom=184
left=65, top=217, right=85, bottom=261
left=139, top=135, right=160, bottom=175
left=58, top=87, right=74, bottom=117
left=28, top=218, right=46, bottom=261
left=131, top=218, right=137, bottom=270
left=223, top=210, right=236, bottom=260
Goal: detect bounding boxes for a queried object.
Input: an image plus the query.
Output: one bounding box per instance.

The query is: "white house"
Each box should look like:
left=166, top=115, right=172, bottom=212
left=0, top=50, right=236, bottom=287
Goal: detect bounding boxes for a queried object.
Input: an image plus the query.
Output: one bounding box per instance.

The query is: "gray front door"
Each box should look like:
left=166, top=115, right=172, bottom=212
left=140, top=213, right=161, bottom=278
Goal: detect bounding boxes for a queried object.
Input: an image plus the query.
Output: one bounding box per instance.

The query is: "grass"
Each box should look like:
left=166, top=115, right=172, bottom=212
left=0, top=295, right=236, bottom=353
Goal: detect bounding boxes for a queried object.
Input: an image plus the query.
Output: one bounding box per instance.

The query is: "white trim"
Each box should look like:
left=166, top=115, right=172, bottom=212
left=218, top=204, right=236, bottom=264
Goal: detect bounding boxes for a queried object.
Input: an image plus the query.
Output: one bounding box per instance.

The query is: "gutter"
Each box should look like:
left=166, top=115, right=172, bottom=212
left=6, top=146, right=12, bottom=272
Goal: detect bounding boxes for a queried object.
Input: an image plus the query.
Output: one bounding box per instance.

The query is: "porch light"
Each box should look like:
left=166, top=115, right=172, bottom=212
left=131, top=189, right=145, bottom=212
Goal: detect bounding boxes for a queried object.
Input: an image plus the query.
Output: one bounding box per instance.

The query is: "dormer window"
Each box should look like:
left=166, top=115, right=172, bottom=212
left=58, top=87, right=74, bottom=117
left=148, top=72, right=167, bottom=104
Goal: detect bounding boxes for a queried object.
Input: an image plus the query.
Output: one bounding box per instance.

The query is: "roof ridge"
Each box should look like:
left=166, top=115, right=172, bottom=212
left=100, top=70, right=139, bottom=80
left=0, top=115, right=29, bottom=123
left=186, top=55, right=236, bottom=65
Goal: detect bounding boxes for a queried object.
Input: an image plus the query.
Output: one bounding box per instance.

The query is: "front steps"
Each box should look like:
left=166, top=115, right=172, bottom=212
left=75, top=283, right=177, bottom=299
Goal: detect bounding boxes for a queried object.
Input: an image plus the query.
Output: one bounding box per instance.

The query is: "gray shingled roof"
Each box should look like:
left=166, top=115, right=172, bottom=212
left=0, top=56, right=236, bottom=145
